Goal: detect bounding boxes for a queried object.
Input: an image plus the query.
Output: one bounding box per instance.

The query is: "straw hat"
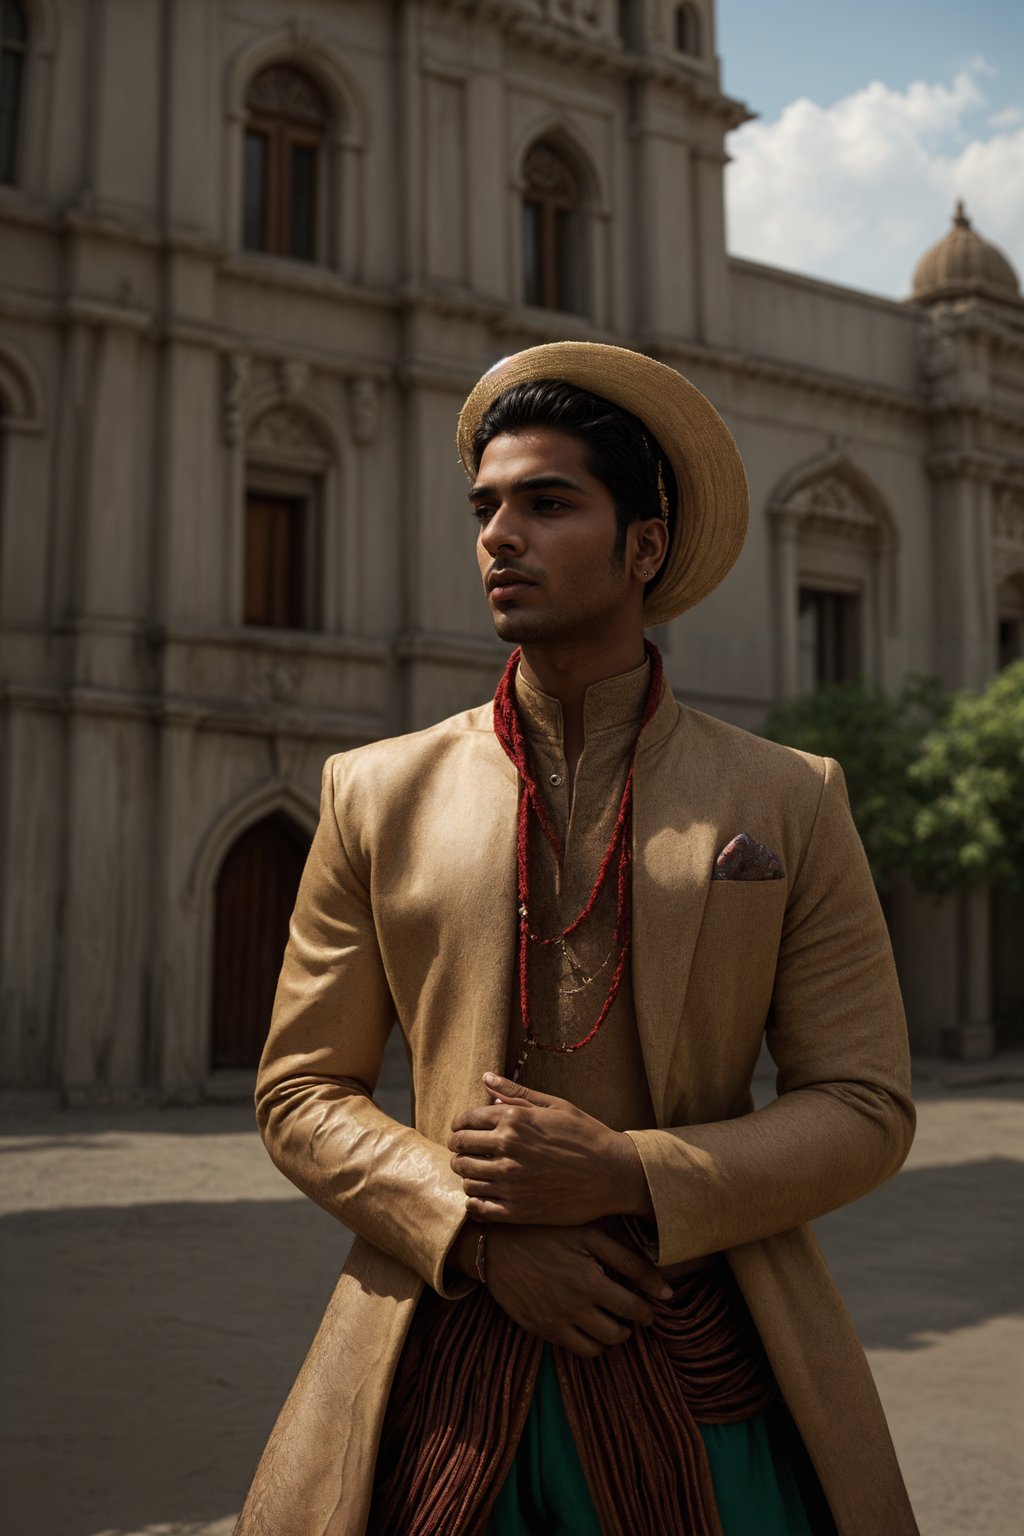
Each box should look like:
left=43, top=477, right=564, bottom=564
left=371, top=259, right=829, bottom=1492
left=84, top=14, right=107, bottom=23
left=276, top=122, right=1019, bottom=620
left=456, top=341, right=748, bottom=626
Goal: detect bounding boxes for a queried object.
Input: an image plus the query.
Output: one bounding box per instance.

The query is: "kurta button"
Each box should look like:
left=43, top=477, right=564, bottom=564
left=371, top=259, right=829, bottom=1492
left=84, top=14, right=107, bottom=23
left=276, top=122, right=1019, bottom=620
left=549, top=772, right=563, bottom=786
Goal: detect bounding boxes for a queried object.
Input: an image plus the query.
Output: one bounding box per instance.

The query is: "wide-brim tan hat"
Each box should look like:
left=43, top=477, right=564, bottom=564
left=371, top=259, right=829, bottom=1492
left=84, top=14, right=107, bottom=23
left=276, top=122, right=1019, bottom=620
left=457, top=341, right=749, bottom=626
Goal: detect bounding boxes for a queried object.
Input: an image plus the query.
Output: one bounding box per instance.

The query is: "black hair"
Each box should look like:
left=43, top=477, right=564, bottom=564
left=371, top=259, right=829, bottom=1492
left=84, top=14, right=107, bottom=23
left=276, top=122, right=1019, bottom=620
left=471, top=379, right=678, bottom=594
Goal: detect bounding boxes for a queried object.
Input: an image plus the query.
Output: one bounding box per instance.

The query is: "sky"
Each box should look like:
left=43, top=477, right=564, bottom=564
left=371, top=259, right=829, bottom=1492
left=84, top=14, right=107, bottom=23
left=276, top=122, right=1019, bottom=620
left=717, top=0, right=1024, bottom=299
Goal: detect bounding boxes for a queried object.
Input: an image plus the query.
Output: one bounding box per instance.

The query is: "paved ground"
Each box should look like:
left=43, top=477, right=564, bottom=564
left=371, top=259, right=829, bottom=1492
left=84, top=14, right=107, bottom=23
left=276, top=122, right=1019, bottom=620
left=2, top=1050, right=1022, bottom=1536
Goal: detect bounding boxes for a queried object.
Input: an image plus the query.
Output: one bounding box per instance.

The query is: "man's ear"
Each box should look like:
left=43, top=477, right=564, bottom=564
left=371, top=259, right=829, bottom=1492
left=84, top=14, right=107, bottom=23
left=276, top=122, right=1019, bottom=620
left=630, top=516, right=669, bottom=581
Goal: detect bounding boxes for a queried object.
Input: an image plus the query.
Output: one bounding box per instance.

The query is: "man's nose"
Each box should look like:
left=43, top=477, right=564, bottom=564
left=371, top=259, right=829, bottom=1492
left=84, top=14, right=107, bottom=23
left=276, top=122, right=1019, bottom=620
left=480, top=503, right=526, bottom=557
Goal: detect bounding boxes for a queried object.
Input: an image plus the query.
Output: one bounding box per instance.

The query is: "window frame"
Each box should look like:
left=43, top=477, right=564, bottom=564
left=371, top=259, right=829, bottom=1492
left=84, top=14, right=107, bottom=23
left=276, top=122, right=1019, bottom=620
left=0, top=0, right=28, bottom=186
left=797, top=583, right=863, bottom=693
left=520, top=140, right=585, bottom=315
left=674, top=3, right=702, bottom=57
left=242, top=466, right=323, bottom=634
left=242, top=66, right=329, bottom=263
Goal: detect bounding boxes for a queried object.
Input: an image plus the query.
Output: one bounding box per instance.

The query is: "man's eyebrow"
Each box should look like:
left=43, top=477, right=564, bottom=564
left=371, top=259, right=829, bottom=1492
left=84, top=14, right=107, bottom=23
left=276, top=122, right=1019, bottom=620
left=468, top=474, right=588, bottom=501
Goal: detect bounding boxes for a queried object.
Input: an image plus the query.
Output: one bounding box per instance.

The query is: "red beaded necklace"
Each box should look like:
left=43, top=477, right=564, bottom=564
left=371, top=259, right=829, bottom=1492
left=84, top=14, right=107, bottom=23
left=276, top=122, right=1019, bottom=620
left=492, top=642, right=664, bottom=1079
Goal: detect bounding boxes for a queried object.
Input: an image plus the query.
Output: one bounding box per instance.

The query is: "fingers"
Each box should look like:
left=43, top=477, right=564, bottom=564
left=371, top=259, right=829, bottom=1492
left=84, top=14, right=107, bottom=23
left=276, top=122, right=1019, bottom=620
left=465, top=1196, right=516, bottom=1223
left=482, top=1073, right=561, bottom=1109
left=450, top=1105, right=506, bottom=1135
left=557, top=1326, right=607, bottom=1360
left=578, top=1307, right=633, bottom=1348
left=589, top=1272, right=656, bottom=1328
left=447, top=1128, right=506, bottom=1158
left=450, top=1153, right=513, bottom=1182
left=587, top=1229, right=672, bottom=1301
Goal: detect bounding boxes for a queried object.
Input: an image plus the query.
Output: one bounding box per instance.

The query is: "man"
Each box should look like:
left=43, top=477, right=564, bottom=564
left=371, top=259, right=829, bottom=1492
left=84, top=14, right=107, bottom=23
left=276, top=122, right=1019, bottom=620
left=237, top=342, right=918, bottom=1536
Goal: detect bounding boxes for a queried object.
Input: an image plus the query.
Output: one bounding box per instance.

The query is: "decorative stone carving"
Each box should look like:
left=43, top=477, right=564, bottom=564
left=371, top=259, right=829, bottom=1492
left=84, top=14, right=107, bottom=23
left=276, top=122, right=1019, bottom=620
left=222, top=352, right=251, bottom=445
left=246, top=64, right=327, bottom=124
left=278, top=358, right=310, bottom=400
left=992, top=484, right=1024, bottom=546
left=524, top=139, right=576, bottom=198
left=349, top=376, right=380, bottom=446
left=786, top=473, right=882, bottom=545
left=249, top=407, right=324, bottom=455
left=257, top=661, right=300, bottom=701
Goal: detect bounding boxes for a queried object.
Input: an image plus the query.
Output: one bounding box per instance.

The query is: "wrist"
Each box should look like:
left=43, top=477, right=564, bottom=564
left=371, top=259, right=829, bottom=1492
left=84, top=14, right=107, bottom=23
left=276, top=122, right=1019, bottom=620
left=450, top=1220, right=485, bottom=1281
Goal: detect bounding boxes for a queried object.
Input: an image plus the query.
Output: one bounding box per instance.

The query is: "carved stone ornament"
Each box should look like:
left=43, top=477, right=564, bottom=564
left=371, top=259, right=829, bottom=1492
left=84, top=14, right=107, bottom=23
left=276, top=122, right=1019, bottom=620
left=524, top=140, right=577, bottom=199
left=544, top=0, right=605, bottom=30
left=279, top=358, right=310, bottom=400
left=787, top=474, right=882, bottom=545
left=246, top=65, right=327, bottom=125
left=249, top=407, right=324, bottom=456
left=223, top=353, right=252, bottom=445
left=992, top=484, right=1024, bottom=547
left=258, top=661, right=300, bottom=701
left=349, top=376, right=379, bottom=446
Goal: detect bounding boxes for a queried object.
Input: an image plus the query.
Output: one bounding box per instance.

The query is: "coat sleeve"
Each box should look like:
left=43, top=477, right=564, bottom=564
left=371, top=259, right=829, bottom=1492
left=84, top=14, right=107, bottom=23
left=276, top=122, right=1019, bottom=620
left=254, top=755, right=470, bottom=1297
left=624, top=756, right=916, bottom=1267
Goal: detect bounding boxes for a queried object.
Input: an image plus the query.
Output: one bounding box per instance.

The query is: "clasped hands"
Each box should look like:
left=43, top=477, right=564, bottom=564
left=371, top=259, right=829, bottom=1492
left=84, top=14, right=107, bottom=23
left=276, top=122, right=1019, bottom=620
left=448, top=1071, right=651, bottom=1226
left=446, top=1073, right=666, bottom=1358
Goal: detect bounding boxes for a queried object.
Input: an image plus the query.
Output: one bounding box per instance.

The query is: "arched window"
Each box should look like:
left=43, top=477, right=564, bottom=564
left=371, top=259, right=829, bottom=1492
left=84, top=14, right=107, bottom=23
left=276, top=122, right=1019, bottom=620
left=674, top=3, right=702, bottom=56
left=522, top=139, right=584, bottom=313
left=770, top=457, right=899, bottom=697
left=210, top=813, right=310, bottom=1070
left=0, top=0, right=27, bottom=184
left=243, top=64, right=330, bottom=260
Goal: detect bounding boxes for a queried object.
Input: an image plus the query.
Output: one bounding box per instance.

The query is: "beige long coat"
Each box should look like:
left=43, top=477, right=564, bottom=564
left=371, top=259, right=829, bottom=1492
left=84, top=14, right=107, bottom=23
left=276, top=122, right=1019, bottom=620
left=236, top=685, right=918, bottom=1536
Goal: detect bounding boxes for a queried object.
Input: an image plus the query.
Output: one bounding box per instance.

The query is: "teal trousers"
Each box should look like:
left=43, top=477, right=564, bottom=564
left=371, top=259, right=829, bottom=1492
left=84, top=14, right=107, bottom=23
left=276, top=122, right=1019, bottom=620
left=488, top=1345, right=829, bottom=1536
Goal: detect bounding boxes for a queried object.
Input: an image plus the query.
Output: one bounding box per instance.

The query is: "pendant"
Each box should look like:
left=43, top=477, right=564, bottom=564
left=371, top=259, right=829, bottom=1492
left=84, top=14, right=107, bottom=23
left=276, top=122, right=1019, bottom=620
left=511, top=1040, right=532, bottom=1084
left=557, top=936, right=587, bottom=986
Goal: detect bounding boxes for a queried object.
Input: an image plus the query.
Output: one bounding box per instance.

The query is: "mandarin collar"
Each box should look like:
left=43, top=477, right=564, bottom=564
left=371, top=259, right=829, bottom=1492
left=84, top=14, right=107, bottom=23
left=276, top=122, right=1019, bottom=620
left=514, top=657, right=653, bottom=747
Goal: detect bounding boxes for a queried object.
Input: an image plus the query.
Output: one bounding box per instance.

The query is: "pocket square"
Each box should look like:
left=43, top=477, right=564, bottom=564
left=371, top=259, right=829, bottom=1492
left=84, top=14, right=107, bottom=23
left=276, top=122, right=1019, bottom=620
left=712, top=832, right=784, bottom=881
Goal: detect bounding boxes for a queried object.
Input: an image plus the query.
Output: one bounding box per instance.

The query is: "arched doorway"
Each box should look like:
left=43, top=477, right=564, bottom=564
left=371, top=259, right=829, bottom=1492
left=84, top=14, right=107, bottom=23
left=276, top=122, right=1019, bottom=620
left=210, top=812, right=310, bottom=1070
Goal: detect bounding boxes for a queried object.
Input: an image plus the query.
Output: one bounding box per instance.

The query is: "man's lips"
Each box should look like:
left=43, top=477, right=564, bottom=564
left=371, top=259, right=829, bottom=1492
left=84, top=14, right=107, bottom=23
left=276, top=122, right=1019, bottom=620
left=487, top=571, right=536, bottom=600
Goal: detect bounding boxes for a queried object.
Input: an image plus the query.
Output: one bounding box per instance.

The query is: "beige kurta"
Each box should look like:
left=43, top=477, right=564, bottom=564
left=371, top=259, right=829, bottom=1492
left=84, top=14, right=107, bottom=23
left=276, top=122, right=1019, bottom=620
left=508, top=660, right=654, bottom=1129
left=236, top=679, right=919, bottom=1536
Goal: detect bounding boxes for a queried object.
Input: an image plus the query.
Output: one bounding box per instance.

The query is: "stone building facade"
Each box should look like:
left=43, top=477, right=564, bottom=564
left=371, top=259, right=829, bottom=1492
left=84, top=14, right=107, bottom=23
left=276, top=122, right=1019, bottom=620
left=1, top=0, right=1022, bottom=1101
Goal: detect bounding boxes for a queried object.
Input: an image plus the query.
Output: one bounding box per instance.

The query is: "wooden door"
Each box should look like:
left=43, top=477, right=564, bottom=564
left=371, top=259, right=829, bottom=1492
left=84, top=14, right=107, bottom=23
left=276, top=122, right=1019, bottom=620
left=210, top=813, right=309, bottom=1070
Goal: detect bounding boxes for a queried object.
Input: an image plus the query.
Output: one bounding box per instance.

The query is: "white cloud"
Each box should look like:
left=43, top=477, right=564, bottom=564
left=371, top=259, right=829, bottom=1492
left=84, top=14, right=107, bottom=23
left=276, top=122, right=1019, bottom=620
left=725, top=62, right=1024, bottom=299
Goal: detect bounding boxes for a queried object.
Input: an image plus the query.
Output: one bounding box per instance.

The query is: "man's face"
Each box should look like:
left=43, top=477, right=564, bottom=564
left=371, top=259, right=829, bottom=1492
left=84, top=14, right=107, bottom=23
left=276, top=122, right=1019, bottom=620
left=471, top=427, right=637, bottom=647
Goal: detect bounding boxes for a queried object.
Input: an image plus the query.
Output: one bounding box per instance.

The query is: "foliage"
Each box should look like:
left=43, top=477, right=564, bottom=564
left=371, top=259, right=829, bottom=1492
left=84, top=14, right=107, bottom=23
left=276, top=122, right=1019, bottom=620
left=763, top=664, right=1024, bottom=895
left=761, top=676, right=947, bottom=886
left=908, top=660, right=1024, bottom=895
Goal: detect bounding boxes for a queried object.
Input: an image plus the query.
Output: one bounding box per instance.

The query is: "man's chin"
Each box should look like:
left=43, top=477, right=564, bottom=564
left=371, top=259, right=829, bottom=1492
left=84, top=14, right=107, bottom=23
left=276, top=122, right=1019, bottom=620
left=489, top=608, right=578, bottom=647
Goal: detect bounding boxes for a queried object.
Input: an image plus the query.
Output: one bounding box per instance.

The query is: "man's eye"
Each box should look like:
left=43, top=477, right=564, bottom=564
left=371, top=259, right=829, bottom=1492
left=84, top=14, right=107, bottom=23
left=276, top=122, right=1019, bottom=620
left=471, top=505, right=494, bottom=524
left=533, top=497, right=566, bottom=512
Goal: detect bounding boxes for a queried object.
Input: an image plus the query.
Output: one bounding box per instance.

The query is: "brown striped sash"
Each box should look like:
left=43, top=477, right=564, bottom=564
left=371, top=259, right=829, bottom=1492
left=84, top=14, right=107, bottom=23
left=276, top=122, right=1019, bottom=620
left=369, top=1262, right=777, bottom=1536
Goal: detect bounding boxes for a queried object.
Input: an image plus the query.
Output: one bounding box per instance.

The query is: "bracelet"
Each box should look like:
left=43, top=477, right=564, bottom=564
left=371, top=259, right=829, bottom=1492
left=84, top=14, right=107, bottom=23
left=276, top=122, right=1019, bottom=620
left=474, top=1228, right=488, bottom=1287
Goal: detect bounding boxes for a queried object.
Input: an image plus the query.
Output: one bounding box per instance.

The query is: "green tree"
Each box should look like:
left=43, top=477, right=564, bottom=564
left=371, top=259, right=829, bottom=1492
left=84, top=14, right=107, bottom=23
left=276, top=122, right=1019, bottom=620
left=908, top=660, right=1024, bottom=895
left=762, top=677, right=946, bottom=886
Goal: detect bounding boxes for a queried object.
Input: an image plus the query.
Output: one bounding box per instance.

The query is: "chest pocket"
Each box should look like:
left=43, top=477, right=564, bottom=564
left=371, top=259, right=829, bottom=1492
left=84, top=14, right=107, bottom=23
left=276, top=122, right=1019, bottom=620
left=690, top=879, right=788, bottom=1025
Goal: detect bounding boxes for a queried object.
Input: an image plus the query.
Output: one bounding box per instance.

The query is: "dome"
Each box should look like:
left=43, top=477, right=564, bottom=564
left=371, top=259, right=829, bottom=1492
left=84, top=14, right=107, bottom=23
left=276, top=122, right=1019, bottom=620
left=911, top=202, right=1020, bottom=304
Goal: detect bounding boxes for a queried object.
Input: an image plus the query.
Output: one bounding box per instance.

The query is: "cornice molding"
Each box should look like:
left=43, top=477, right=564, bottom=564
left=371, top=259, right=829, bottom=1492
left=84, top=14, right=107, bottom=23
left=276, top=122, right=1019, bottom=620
left=0, top=680, right=387, bottom=741
left=153, top=625, right=393, bottom=665
left=925, top=449, right=1006, bottom=483
left=394, top=629, right=509, bottom=671
left=644, top=333, right=925, bottom=419
left=432, top=0, right=751, bottom=127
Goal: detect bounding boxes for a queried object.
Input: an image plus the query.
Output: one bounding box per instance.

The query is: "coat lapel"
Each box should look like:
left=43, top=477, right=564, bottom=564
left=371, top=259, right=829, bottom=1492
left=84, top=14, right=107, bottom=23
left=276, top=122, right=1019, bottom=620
left=631, top=705, right=720, bottom=1124
left=432, top=723, right=520, bottom=1121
